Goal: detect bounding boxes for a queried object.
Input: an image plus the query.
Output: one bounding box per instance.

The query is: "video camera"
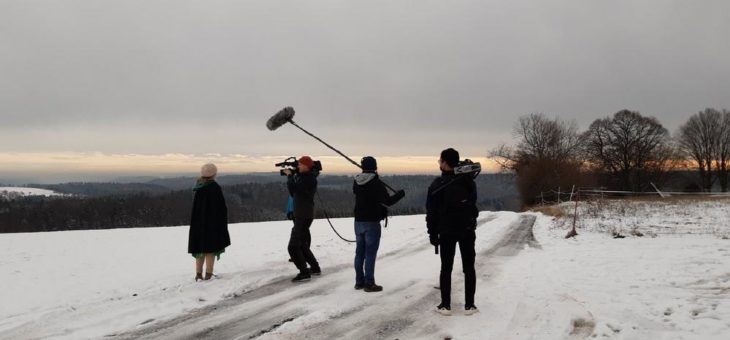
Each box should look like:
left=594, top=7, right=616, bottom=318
left=453, top=159, right=481, bottom=178
left=275, top=156, right=322, bottom=176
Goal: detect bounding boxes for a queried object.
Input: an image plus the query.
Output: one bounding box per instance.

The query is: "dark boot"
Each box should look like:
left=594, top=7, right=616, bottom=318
left=363, top=283, right=383, bottom=292
left=291, top=271, right=311, bottom=283
left=310, top=266, right=321, bottom=276
left=204, top=272, right=213, bottom=280
left=195, top=273, right=203, bottom=281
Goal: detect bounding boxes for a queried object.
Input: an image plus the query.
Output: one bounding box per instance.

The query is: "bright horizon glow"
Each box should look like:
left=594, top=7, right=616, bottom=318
left=0, top=152, right=502, bottom=182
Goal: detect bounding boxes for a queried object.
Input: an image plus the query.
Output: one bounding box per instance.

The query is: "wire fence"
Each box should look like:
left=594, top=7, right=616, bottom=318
left=535, top=184, right=730, bottom=206
left=534, top=184, right=730, bottom=238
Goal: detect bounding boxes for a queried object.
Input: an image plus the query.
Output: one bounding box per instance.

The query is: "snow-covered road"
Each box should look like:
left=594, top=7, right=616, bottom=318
left=117, top=215, right=536, bottom=340
left=3, top=201, right=729, bottom=339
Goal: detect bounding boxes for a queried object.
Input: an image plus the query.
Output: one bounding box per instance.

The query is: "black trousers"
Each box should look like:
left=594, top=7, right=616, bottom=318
left=439, top=230, right=476, bottom=307
left=288, top=218, right=319, bottom=272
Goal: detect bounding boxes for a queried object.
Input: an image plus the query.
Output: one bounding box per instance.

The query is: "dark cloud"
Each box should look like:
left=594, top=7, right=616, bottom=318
left=1, top=0, right=729, bottom=158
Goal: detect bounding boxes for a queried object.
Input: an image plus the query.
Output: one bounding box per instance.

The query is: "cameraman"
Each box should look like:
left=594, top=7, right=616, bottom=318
left=282, top=156, right=322, bottom=282
left=426, top=148, right=479, bottom=315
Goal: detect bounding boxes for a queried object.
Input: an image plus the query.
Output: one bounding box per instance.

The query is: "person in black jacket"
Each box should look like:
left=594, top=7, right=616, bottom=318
left=353, top=156, right=405, bottom=292
left=426, top=148, right=479, bottom=315
left=283, top=156, right=321, bottom=282
left=188, top=163, right=230, bottom=281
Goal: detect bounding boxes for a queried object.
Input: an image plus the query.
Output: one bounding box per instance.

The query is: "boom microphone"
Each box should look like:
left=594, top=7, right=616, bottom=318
left=265, top=106, right=400, bottom=193
left=266, top=106, right=295, bottom=131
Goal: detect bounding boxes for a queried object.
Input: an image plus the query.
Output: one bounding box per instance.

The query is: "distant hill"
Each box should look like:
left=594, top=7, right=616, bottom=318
left=146, top=173, right=288, bottom=190
left=1, top=173, right=519, bottom=233
left=30, top=182, right=173, bottom=197
left=0, top=187, right=63, bottom=200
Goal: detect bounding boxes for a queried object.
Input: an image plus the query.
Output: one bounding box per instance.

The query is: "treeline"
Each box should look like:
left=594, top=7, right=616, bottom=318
left=29, top=173, right=290, bottom=196
left=0, top=174, right=518, bottom=233
left=492, top=108, right=730, bottom=206
left=34, top=182, right=173, bottom=197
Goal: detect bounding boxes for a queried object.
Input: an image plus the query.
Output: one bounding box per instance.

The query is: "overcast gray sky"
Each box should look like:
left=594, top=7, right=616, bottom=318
left=1, top=0, right=729, bottom=181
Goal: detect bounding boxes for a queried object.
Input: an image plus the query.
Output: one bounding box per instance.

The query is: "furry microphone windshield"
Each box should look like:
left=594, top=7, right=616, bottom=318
left=266, top=106, right=296, bottom=131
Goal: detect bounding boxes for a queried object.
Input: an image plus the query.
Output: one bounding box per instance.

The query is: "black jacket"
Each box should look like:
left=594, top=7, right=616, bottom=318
left=353, top=173, right=405, bottom=222
left=426, top=171, right=478, bottom=236
left=188, top=181, right=231, bottom=253
left=287, top=172, right=317, bottom=219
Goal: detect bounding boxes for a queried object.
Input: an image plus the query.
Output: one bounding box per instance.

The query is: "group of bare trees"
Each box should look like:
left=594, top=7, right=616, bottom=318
left=582, top=110, right=677, bottom=192
left=677, top=108, right=730, bottom=192
left=493, top=108, right=728, bottom=206
left=491, top=114, right=584, bottom=205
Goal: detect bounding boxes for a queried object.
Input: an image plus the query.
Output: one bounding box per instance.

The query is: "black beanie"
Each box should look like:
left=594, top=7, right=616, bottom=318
left=440, top=148, right=460, bottom=167
left=361, top=156, right=377, bottom=172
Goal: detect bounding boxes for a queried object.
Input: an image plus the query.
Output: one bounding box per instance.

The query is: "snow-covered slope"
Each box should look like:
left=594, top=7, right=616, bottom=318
left=0, top=187, right=62, bottom=198
left=1, top=200, right=729, bottom=340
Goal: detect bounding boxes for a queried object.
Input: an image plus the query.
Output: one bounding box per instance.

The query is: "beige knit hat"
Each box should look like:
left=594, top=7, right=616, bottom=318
left=201, top=163, right=218, bottom=178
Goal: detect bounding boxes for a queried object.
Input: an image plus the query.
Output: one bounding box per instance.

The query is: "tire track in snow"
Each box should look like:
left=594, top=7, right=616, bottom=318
left=340, top=214, right=541, bottom=340
left=116, top=214, right=527, bottom=340
left=116, top=216, right=499, bottom=339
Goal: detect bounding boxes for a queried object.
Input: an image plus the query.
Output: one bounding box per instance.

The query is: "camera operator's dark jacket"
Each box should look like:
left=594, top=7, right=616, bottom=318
left=189, top=180, right=230, bottom=254
left=426, top=171, right=479, bottom=236
left=287, top=171, right=317, bottom=219
left=353, top=172, right=405, bottom=222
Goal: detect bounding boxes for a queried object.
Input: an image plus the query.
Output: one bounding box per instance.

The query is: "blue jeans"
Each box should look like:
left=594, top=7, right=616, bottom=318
left=354, top=221, right=382, bottom=285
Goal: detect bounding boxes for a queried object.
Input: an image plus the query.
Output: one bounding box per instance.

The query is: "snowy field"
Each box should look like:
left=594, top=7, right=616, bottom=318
left=1, top=199, right=729, bottom=339
left=0, top=187, right=62, bottom=198
left=525, top=198, right=730, bottom=340
left=565, top=196, right=730, bottom=238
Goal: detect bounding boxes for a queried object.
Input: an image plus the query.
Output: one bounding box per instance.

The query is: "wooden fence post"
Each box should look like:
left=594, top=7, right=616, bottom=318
left=566, top=190, right=579, bottom=238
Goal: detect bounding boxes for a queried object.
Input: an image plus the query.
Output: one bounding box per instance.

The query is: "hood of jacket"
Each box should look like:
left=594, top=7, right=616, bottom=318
left=354, top=172, right=377, bottom=186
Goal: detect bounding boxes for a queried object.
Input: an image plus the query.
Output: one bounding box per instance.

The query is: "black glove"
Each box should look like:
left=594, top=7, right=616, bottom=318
left=393, top=189, right=405, bottom=201
left=429, top=234, right=439, bottom=246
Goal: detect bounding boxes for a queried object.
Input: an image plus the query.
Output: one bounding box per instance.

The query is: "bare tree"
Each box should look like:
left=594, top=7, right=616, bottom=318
left=493, top=113, right=582, bottom=167
left=717, top=109, right=730, bottom=191
left=677, top=108, right=722, bottom=191
left=514, top=113, right=582, bottom=162
left=582, top=110, right=671, bottom=191
left=490, top=113, right=585, bottom=206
